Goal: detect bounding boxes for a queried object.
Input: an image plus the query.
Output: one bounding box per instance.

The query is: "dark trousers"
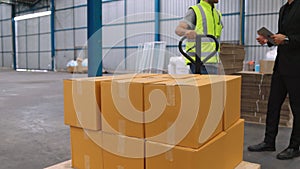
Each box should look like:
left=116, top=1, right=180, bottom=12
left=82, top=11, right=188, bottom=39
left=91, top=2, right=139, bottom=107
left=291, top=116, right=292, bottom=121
left=264, top=71, right=300, bottom=148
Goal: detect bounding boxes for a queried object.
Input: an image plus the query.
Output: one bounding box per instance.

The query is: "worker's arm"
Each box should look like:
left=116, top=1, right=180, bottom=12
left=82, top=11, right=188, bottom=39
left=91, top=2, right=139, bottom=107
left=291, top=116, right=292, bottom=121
left=175, top=21, right=197, bottom=39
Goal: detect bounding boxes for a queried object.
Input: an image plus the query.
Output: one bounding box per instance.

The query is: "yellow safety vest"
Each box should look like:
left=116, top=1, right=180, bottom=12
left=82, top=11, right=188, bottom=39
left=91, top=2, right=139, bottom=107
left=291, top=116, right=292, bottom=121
left=185, top=1, right=223, bottom=64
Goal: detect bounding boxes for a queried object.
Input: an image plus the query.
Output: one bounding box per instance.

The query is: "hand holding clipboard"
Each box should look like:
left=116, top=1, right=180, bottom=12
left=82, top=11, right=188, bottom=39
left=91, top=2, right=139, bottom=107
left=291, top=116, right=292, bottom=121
left=257, top=27, right=276, bottom=45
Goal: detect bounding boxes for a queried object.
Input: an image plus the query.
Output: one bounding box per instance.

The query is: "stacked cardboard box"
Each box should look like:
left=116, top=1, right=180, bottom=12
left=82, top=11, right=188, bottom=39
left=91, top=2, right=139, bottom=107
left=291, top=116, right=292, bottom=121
left=219, top=43, right=245, bottom=75
left=64, top=74, right=244, bottom=169
left=233, top=71, right=291, bottom=126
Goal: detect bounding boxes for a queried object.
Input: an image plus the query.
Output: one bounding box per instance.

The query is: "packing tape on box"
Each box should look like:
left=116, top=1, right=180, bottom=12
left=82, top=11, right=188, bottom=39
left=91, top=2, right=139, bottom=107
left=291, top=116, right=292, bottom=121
left=84, top=155, right=90, bottom=169
left=165, top=151, right=174, bottom=162
left=166, top=85, right=175, bottom=106
left=76, top=80, right=83, bottom=95
left=117, top=135, right=125, bottom=154
left=167, top=122, right=175, bottom=145
left=119, top=120, right=126, bottom=134
left=117, top=82, right=127, bottom=99
left=117, top=165, right=124, bottom=169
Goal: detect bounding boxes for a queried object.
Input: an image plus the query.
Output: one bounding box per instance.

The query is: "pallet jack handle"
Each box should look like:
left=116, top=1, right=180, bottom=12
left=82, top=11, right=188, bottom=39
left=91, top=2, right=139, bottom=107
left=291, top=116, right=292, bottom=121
left=178, top=34, right=219, bottom=74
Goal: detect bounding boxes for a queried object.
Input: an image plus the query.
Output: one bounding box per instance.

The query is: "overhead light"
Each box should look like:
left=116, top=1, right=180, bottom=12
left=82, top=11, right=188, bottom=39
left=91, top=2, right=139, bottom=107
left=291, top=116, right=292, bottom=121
left=14, top=11, right=51, bottom=21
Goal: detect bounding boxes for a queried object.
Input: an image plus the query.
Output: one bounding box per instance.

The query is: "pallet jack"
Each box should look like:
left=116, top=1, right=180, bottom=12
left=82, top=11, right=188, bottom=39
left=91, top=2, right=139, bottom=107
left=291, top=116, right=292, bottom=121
left=178, top=34, right=219, bottom=74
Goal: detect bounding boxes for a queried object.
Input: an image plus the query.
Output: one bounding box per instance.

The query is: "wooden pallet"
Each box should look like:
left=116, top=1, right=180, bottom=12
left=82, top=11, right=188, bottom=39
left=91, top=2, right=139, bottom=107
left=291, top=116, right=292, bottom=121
left=44, top=160, right=260, bottom=169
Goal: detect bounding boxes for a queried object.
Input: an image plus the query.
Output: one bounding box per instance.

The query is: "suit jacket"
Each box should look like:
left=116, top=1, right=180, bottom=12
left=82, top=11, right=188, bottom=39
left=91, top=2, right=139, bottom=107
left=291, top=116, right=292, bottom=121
left=274, top=0, right=300, bottom=77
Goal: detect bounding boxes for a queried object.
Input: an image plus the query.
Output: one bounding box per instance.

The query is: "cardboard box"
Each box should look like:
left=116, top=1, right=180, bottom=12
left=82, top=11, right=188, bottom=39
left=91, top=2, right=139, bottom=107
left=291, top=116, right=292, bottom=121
left=64, top=77, right=111, bottom=130
left=145, top=132, right=227, bottom=169
left=70, top=127, right=103, bottom=169
left=259, top=60, right=274, bottom=74
left=101, top=77, right=168, bottom=138
left=145, top=119, right=244, bottom=169
left=223, top=76, right=241, bottom=130
left=64, top=74, right=153, bottom=130
left=156, top=74, right=200, bottom=79
left=224, top=119, right=244, bottom=169
left=144, top=76, right=225, bottom=148
left=102, top=132, right=144, bottom=169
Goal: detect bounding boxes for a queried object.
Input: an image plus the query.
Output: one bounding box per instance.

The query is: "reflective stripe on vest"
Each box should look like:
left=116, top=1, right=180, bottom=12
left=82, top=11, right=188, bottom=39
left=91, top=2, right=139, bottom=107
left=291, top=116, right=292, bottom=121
left=185, top=1, right=222, bottom=64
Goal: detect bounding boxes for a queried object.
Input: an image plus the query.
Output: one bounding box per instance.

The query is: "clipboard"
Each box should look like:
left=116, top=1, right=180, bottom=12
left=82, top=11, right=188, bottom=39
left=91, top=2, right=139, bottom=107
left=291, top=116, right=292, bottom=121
left=257, top=27, right=276, bottom=45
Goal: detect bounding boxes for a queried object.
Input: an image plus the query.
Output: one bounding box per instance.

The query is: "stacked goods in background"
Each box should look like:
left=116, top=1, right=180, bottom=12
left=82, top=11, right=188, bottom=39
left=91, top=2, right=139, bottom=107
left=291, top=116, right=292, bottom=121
left=64, top=74, right=244, bottom=169
left=66, top=58, right=88, bottom=73
left=219, top=43, right=245, bottom=75
left=233, top=71, right=291, bottom=127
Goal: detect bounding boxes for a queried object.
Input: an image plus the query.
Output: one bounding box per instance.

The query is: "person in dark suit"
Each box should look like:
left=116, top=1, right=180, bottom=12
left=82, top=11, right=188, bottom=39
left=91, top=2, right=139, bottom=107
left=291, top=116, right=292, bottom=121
left=248, top=0, right=300, bottom=160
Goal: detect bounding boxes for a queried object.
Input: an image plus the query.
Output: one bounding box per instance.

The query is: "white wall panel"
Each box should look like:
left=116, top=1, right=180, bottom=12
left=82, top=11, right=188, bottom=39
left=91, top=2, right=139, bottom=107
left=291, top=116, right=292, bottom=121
left=103, top=25, right=125, bottom=47
left=221, top=15, right=239, bottom=42
left=74, top=7, right=87, bottom=27
left=27, top=53, right=39, bottom=69
left=55, top=10, right=74, bottom=30
left=0, top=53, right=2, bottom=66
left=40, top=34, right=51, bottom=51
left=26, top=18, right=39, bottom=35
left=16, top=36, right=26, bottom=52
left=27, top=35, right=38, bottom=52
left=40, top=16, right=50, bottom=33
left=55, top=30, right=74, bottom=49
left=3, top=53, right=12, bottom=67
left=161, top=0, right=196, bottom=19
left=17, top=53, right=26, bottom=68
left=125, top=48, right=139, bottom=72
left=3, top=37, right=12, bottom=51
left=16, top=21, right=26, bottom=36
left=55, top=0, right=74, bottom=10
left=74, top=0, right=87, bottom=6
left=218, top=0, right=239, bottom=13
left=103, top=1, right=124, bottom=24
left=2, top=20, right=12, bottom=36
left=246, top=0, right=282, bottom=14
left=1, top=4, right=12, bottom=19
left=75, top=47, right=87, bottom=59
left=126, top=22, right=154, bottom=46
left=75, top=29, right=87, bottom=47
left=40, top=52, right=51, bottom=69
left=161, top=20, right=180, bottom=45
left=126, top=0, right=154, bottom=22
left=102, top=49, right=126, bottom=72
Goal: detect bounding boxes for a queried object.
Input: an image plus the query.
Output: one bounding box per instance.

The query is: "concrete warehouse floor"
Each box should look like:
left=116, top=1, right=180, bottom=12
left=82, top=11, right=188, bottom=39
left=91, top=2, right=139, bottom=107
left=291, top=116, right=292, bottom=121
left=0, top=70, right=299, bottom=169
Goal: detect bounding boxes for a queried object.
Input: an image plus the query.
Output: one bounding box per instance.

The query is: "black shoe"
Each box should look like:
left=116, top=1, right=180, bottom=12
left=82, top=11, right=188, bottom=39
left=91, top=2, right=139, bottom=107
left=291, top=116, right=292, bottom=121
left=276, top=148, right=300, bottom=160
left=248, top=142, right=276, bottom=152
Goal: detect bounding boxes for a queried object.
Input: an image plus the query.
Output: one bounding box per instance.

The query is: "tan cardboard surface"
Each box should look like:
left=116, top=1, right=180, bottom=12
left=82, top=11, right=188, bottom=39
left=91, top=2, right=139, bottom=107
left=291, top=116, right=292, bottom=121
left=102, top=132, right=144, bottom=169
left=224, top=119, right=245, bottom=169
left=70, top=127, right=103, bottom=169
left=146, top=132, right=227, bottom=169
left=144, top=76, right=225, bottom=148
left=101, top=77, right=168, bottom=138
left=224, top=76, right=241, bottom=130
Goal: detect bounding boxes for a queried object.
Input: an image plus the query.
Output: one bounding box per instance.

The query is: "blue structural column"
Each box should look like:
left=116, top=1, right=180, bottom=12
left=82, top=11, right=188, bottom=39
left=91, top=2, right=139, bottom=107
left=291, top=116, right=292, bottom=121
left=12, top=5, right=17, bottom=70
left=154, top=0, right=160, bottom=41
left=240, top=0, right=245, bottom=45
left=50, top=0, right=55, bottom=71
left=124, top=0, right=127, bottom=69
left=88, top=0, right=102, bottom=77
